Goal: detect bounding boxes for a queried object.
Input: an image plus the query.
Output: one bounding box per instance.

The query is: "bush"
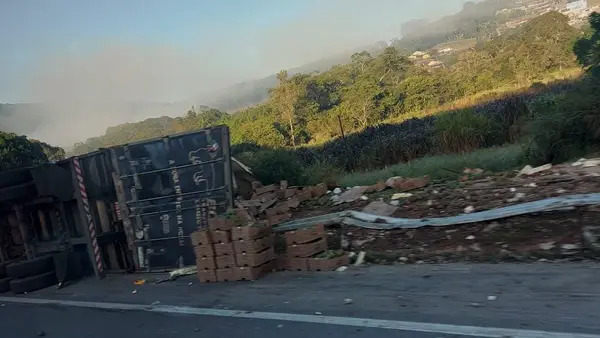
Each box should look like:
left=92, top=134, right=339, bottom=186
left=434, top=109, right=495, bottom=153
left=236, top=149, right=307, bottom=186
left=525, top=80, right=600, bottom=164
left=303, top=160, right=345, bottom=187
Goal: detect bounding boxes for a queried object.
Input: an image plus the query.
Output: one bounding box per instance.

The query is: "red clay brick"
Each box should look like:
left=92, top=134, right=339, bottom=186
left=216, top=254, right=237, bottom=269
left=286, top=197, right=300, bottom=209
left=236, top=247, right=275, bottom=267
left=251, top=181, right=263, bottom=190
left=277, top=188, right=297, bottom=199
left=196, top=256, right=216, bottom=270
left=216, top=268, right=237, bottom=282
left=235, top=207, right=255, bottom=222
left=208, top=217, right=234, bottom=231
left=254, top=184, right=277, bottom=195
left=231, top=223, right=272, bottom=241
left=265, top=203, right=290, bottom=217
left=287, top=238, right=327, bottom=258
left=235, top=261, right=274, bottom=281
left=210, top=230, right=231, bottom=243
left=308, top=253, right=349, bottom=271
left=197, top=269, right=217, bottom=283
left=214, top=242, right=234, bottom=256
left=287, top=257, right=309, bottom=271
left=311, top=183, right=328, bottom=198
left=258, top=192, right=277, bottom=203
left=234, top=235, right=274, bottom=254
left=274, top=254, right=290, bottom=271
left=194, top=244, right=215, bottom=258
left=190, top=230, right=212, bottom=246
left=296, top=189, right=312, bottom=202
left=284, top=225, right=325, bottom=245
left=266, top=213, right=291, bottom=226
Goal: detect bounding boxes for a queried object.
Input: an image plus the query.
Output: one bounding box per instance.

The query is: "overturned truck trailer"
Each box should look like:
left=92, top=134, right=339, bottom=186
left=0, top=125, right=233, bottom=282
left=109, top=125, right=233, bottom=270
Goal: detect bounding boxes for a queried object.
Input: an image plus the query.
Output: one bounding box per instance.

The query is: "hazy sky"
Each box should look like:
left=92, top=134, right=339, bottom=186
left=0, top=0, right=473, bottom=104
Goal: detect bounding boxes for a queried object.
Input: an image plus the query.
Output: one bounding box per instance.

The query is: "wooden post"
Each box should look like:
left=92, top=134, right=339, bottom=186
left=112, top=172, right=140, bottom=270
left=337, top=115, right=353, bottom=171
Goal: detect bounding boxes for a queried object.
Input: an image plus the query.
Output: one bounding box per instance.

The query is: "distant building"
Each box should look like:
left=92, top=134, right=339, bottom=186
left=567, top=0, right=587, bottom=11
left=438, top=47, right=454, bottom=55
left=410, top=51, right=430, bottom=60
left=427, top=60, right=444, bottom=69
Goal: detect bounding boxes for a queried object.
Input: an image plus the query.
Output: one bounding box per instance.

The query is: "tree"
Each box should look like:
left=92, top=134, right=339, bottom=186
left=270, top=70, right=304, bottom=146
left=0, top=131, right=58, bottom=170
left=351, top=51, right=374, bottom=74
left=376, top=47, right=411, bottom=84
left=574, top=12, right=600, bottom=76
left=337, top=76, right=381, bottom=129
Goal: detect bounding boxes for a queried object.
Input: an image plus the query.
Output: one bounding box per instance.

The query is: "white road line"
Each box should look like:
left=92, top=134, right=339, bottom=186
left=0, top=296, right=598, bottom=338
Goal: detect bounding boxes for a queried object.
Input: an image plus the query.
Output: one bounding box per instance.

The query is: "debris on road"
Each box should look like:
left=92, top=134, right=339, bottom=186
left=391, top=193, right=413, bottom=200
left=487, top=295, right=497, bottom=301
left=335, top=266, right=348, bottom=272
left=133, top=279, right=146, bottom=285
left=354, top=251, right=366, bottom=266
left=169, top=266, right=197, bottom=280
left=518, top=164, right=552, bottom=176
left=362, top=201, right=399, bottom=216
left=344, top=298, right=353, bottom=305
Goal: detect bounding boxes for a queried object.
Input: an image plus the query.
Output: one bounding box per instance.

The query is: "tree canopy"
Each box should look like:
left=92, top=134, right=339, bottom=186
left=68, top=11, right=583, bottom=157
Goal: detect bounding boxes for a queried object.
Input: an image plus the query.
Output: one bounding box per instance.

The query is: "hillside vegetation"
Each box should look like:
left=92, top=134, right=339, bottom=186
left=6, top=10, right=599, bottom=188
left=0, top=131, right=65, bottom=171
left=71, top=12, right=588, bottom=175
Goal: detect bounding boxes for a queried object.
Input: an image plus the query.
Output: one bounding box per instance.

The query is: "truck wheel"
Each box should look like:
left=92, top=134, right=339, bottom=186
left=6, top=256, right=55, bottom=278
left=9, top=272, right=57, bottom=294
left=0, top=277, right=10, bottom=293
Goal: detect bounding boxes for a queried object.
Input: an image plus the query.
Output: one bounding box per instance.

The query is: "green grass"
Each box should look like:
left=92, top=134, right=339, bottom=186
left=338, top=144, right=526, bottom=187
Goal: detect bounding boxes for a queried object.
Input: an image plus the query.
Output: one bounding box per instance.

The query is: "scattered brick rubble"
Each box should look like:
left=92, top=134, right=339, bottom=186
left=199, top=158, right=600, bottom=271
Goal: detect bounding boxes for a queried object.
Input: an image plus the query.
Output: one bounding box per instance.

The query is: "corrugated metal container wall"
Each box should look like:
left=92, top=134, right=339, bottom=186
left=110, top=126, right=233, bottom=270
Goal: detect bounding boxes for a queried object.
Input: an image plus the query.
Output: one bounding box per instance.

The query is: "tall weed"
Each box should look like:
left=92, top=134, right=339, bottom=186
left=434, top=109, right=495, bottom=153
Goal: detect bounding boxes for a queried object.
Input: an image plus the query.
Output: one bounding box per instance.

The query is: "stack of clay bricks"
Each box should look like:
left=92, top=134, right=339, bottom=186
left=284, top=225, right=338, bottom=271
left=231, top=222, right=275, bottom=280
left=191, top=216, right=275, bottom=283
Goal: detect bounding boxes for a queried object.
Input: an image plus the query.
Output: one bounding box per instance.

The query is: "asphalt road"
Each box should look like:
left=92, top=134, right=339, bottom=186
left=1, top=263, right=599, bottom=338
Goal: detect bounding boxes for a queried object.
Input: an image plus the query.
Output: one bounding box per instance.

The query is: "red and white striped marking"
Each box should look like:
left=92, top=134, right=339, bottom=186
left=114, top=202, right=122, bottom=221
left=73, top=157, right=104, bottom=274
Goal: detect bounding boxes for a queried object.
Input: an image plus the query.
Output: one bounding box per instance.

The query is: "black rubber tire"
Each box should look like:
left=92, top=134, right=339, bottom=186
left=0, top=262, right=6, bottom=278
left=9, top=272, right=57, bottom=294
left=0, top=168, right=32, bottom=188
left=6, top=256, right=55, bottom=278
left=0, top=277, right=10, bottom=293
left=0, top=182, right=37, bottom=203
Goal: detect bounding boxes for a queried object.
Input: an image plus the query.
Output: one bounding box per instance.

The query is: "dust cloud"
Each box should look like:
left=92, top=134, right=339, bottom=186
left=2, top=0, right=473, bottom=147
